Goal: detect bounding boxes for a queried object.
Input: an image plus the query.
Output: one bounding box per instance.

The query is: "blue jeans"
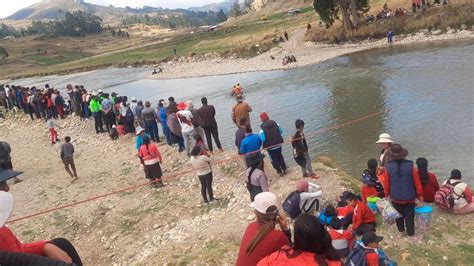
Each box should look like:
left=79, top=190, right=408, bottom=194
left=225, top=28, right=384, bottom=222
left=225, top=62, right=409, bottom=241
left=83, top=103, right=91, bottom=118
left=162, top=126, right=172, bottom=146
left=145, top=120, right=160, bottom=142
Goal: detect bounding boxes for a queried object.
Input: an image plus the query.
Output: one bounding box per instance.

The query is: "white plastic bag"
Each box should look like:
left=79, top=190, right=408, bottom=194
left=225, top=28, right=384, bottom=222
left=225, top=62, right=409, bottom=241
left=382, top=200, right=402, bottom=224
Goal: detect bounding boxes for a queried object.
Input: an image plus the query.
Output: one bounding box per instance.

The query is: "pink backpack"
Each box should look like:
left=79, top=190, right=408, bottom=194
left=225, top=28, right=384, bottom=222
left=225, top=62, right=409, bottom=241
left=435, top=180, right=461, bottom=209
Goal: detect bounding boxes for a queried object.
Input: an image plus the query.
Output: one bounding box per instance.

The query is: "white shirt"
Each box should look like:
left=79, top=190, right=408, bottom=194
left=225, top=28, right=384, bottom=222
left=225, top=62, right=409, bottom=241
left=190, top=155, right=212, bottom=176
left=176, top=110, right=194, bottom=133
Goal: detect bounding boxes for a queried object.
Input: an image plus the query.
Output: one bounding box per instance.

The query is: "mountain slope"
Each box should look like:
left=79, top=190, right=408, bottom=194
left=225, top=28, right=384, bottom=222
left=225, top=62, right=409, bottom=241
left=188, top=2, right=233, bottom=14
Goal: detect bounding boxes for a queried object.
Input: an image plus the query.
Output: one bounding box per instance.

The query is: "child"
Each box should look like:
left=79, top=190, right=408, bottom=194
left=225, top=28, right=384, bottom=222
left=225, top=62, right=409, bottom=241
left=109, top=125, right=119, bottom=140
left=361, top=159, right=385, bottom=203
left=116, top=120, right=126, bottom=136
left=46, top=115, right=61, bottom=145
left=60, top=136, right=78, bottom=182
left=319, top=204, right=337, bottom=226
left=328, top=218, right=355, bottom=259
left=291, top=119, right=319, bottom=179
left=347, top=231, right=395, bottom=266
left=296, top=179, right=322, bottom=215
left=194, top=134, right=210, bottom=157
left=345, top=192, right=376, bottom=236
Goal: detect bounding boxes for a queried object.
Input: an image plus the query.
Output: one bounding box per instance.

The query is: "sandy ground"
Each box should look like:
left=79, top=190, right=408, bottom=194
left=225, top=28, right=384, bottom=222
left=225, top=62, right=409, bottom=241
left=146, top=28, right=474, bottom=80
left=0, top=108, right=473, bottom=264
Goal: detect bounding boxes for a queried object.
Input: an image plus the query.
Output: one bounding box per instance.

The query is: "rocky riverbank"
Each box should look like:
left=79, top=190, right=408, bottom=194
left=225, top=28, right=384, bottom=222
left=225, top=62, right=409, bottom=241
left=0, top=112, right=473, bottom=265
left=146, top=28, right=473, bottom=80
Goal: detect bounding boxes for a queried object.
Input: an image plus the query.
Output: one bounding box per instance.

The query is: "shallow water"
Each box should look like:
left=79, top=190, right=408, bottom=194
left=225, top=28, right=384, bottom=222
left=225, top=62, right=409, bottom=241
left=7, top=40, right=474, bottom=184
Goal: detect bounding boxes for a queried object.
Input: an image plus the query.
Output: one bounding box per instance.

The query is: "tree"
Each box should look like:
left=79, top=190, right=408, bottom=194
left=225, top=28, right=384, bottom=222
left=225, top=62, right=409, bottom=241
left=216, top=9, right=228, bottom=22
left=0, top=46, right=8, bottom=60
left=244, top=0, right=254, bottom=12
left=313, top=0, right=369, bottom=30
left=229, top=1, right=242, bottom=17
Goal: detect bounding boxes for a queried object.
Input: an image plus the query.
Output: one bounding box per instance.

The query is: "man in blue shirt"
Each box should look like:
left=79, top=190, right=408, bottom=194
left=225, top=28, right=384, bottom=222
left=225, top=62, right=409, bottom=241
left=240, top=126, right=262, bottom=167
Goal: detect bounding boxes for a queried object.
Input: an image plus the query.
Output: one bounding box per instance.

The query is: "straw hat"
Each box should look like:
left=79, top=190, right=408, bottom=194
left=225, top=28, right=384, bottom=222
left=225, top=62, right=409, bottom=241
left=376, top=133, right=394, bottom=144
left=386, top=143, right=408, bottom=160
left=0, top=191, right=14, bottom=227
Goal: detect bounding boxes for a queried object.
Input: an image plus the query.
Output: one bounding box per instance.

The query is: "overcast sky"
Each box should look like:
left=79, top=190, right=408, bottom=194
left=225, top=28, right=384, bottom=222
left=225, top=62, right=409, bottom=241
left=1, top=0, right=222, bottom=19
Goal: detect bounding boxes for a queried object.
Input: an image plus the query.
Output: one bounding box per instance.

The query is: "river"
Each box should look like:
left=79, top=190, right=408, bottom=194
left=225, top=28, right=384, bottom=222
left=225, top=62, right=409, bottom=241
left=6, top=40, right=474, bottom=184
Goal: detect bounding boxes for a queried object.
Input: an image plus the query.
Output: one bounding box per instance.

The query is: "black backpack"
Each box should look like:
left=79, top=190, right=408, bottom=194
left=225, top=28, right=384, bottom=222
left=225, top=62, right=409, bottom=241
left=283, top=191, right=301, bottom=219
left=0, top=142, right=9, bottom=164
left=125, top=109, right=134, bottom=122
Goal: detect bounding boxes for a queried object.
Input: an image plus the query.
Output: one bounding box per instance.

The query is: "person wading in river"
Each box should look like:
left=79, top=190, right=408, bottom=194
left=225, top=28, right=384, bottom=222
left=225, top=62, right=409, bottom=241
left=232, top=95, right=252, bottom=128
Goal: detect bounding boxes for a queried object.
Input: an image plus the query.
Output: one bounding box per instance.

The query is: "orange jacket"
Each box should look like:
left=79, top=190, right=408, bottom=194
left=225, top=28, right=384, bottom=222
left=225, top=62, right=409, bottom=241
left=352, top=200, right=376, bottom=230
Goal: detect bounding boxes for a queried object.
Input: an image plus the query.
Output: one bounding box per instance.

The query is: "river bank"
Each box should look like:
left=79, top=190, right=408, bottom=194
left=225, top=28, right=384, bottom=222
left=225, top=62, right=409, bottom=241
left=0, top=111, right=473, bottom=265
left=145, top=28, right=473, bottom=80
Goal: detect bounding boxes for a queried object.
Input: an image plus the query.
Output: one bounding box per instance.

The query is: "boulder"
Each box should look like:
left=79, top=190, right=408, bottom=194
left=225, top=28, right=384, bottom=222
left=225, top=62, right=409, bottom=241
left=447, top=29, right=456, bottom=34
left=431, top=29, right=442, bottom=35
left=461, top=24, right=467, bottom=30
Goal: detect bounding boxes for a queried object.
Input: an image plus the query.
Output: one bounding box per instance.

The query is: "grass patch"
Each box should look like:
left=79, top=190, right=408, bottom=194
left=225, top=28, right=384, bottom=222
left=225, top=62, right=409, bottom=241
left=28, top=51, right=90, bottom=65
left=306, top=3, right=473, bottom=43
left=268, top=12, right=286, bottom=21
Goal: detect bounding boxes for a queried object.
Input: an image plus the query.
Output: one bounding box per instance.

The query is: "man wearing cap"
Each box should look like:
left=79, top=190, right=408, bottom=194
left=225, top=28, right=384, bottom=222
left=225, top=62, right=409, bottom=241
left=236, top=192, right=290, bottom=266
left=142, top=101, right=160, bottom=143
left=0, top=141, right=22, bottom=184
left=176, top=101, right=196, bottom=156
left=380, top=143, right=423, bottom=241
left=232, top=95, right=252, bottom=128
left=259, top=112, right=287, bottom=176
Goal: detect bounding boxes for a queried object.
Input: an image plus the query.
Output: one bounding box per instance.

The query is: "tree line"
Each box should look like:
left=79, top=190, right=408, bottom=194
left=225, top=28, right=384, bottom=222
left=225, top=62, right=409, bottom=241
left=0, top=11, right=102, bottom=38
left=314, top=0, right=370, bottom=30
left=121, top=9, right=228, bottom=29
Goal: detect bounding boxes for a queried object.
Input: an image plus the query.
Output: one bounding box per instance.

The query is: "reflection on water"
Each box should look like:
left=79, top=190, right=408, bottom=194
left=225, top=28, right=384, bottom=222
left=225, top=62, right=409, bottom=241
left=6, top=41, right=474, bottom=184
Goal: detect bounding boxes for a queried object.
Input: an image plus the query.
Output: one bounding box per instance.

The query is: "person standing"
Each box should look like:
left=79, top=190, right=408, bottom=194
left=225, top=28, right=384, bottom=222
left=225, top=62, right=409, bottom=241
left=158, top=100, right=172, bottom=146
left=46, top=115, right=61, bottom=145
left=284, top=31, right=289, bottom=41
left=291, top=119, right=319, bottom=179
left=138, top=136, right=164, bottom=188
left=387, top=29, right=394, bottom=45
left=259, top=112, right=287, bottom=176
left=167, top=109, right=185, bottom=153
left=101, top=93, right=114, bottom=133
left=0, top=141, right=22, bottom=184
left=141, top=101, right=160, bottom=142
left=245, top=153, right=269, bottom=202
left=190, top=147, right=215, bottom=204
left=376, top=133, right=395, bottom=168
left=60, top=136, right=78, bottom=182
left=240, top=126, right=263, bottom=167
left=72, top=86, right=83, bottom=117
left=186, top=101, right=205, bottom=140
left=232, top=95, right=252, bottom=128
left=176, top=101, right=196, bottom=156
left=135, top=100, right=145, bottom=128
left=89, top=93, right=105, bottom=134
left=380, top=144, right=424, bottom=241
left=199, top=97, right=223, bottom=153
left=54, top=91, right=65, bottom=119
left=235, top=118, right=248, bottom=154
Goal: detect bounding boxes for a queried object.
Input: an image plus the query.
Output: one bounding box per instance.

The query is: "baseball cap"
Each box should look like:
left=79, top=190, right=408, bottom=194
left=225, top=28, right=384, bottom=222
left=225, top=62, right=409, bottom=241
left=254, top=192, right=278, bottom=214
left=0, top=170, right=23, bottom=183
left=362, top=231, right=384, bottom=246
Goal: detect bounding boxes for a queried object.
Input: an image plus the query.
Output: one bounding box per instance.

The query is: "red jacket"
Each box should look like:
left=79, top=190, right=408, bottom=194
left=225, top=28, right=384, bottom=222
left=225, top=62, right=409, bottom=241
left=236, top=222, right=289, bottom=266
left=381, top=166, right=423, bottom=203
left=365, top=251, right=379, bottom=266
left=328, top=229, right=355, bottom=250
left=361, top=185, right=379, bottom=203
left=0, top=226, right=47, bottom=256
left=257, top=246, right=342, bottom=266
left=337, top=206, right=354, bottom=218
left=421, top=172, right=440, bottom=203
left=352, top=200, right=376, bottom=230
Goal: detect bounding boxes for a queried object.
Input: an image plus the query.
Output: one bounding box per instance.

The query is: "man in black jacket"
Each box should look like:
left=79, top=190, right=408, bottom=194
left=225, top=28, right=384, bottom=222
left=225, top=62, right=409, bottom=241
left=199, top=97, right=223, bottom=153
left=259, top=112, right=287, bottom=176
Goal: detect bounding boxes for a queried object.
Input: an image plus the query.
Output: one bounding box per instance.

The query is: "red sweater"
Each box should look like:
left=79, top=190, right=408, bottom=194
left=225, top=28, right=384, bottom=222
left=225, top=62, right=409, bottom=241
left=257, top=246, right=342, bottom=266
left=236, top=222, right=289, bottom=266
left=381, top=166, right=423, bottom=203
left=421, top=172, right=440, bottom=203
left=352, top=200, right=376, bottom=230
left=365, top=251, right=379, bottom=266
left=0, top=226, right=47, bottom=256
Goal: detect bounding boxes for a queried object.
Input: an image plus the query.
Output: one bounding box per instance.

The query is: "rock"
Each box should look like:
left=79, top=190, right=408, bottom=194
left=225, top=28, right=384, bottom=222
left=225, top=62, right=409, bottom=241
left=247, top=214, right=255, bottom=221
left=419, top=29, right=429, bottom=35
left=447, top=29, right=456, bottom=34
left=461, top=24, right=467, bottom=30
left=431, top=29, right=442, bottom=36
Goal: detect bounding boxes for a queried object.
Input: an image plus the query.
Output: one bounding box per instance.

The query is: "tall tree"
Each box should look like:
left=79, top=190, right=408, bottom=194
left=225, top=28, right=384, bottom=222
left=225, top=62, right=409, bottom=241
left=229, top=1, right=242, bottom=17
left=313, top=0, right=370, bottom=30
left=216, top=9, right=228, bottom=22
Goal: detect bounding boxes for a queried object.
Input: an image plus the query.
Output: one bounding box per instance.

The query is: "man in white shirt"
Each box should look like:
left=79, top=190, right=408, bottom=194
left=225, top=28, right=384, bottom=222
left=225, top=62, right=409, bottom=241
left=176, top=101, right=196, bottom=156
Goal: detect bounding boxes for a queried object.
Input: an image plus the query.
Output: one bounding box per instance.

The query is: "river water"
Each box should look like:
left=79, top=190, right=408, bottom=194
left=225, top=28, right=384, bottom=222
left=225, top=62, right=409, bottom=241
left=6, top=40, right=474, bottom=184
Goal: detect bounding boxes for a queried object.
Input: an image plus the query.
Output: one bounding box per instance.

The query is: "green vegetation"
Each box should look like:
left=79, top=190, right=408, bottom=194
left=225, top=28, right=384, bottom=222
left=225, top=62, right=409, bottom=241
left=26, top=11, right=103, bottom=37
left=314, top=0, right=370, bottom=29
left=28, top=51, right=90, bottom=65
left=307, top=3, right=473, bottom=43
left=121, top=9, right=228, bottom=28
left=0, top=46, right=8, bottom=59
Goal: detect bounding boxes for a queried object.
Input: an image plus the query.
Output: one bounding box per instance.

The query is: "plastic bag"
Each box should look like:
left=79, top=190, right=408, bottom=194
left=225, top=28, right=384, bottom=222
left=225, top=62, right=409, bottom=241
left=382, top=200, right=402, bottom=225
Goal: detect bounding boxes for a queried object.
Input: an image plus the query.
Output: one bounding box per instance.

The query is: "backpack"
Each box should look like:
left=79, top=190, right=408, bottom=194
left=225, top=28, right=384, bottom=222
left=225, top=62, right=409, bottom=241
left=435, top=180, right=462, bottom=209
left=125, top=109, right=134, bottom=122
left=362, top=171, right=385, bottom=198
left=0, top=142, right=9, bottom=164
left=283, top=191, right=301, bottom=219
left=345, top=245, right=375, bottom=266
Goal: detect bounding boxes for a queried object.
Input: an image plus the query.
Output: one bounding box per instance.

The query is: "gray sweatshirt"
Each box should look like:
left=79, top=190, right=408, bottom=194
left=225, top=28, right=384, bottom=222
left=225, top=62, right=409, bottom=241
left=60, top=143, right=75, bottom=160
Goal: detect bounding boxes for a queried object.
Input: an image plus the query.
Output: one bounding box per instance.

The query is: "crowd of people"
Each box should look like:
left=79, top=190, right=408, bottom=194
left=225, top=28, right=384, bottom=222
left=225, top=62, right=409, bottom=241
left=1, top=81, right=473, bottom=265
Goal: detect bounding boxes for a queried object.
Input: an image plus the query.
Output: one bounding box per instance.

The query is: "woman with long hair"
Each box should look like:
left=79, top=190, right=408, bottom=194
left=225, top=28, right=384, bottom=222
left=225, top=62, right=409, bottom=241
left=236, top=192, right=291, bottom=266
left=416, top=158, right=439, bottom=203
left=258, top=214, right=341, bottom=266
left=138, top=135, right=163, bottom=188
left=361, top=159, right=385, bottom=203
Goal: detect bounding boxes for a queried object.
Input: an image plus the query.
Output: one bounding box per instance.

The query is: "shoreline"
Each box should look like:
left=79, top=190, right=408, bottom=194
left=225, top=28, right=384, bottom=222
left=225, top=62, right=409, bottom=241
left=145, top=29, right=474, bottom=81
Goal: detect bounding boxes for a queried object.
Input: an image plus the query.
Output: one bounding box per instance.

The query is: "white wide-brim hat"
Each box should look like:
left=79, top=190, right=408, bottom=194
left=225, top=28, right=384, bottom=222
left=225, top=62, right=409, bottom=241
left=376, top=133, right=394, bottom=144
left=0, top=191, right=14, bottom=227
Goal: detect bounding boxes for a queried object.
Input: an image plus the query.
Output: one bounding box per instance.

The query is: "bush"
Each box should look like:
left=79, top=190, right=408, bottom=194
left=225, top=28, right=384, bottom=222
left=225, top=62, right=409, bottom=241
left=305, top=3, right=473, bottom=43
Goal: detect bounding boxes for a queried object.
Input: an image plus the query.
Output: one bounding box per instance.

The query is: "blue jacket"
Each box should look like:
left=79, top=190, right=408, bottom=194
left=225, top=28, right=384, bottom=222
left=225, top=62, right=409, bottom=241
left=159, top=107, right=168, bottom=128
left=387, top=160, right=416, bottom=201
left=135, top=133, right=150, bottom=150
left=240, top=133, right=262, bottom=156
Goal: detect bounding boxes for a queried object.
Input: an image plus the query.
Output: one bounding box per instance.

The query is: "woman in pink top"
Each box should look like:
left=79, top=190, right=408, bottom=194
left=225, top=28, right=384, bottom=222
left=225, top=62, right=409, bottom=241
left=138, top=136, right=164, bottom=188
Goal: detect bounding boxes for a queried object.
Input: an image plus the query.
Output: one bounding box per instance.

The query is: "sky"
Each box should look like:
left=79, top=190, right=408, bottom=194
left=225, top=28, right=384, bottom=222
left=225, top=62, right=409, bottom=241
left=1, top=0, right=222, bottom=19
